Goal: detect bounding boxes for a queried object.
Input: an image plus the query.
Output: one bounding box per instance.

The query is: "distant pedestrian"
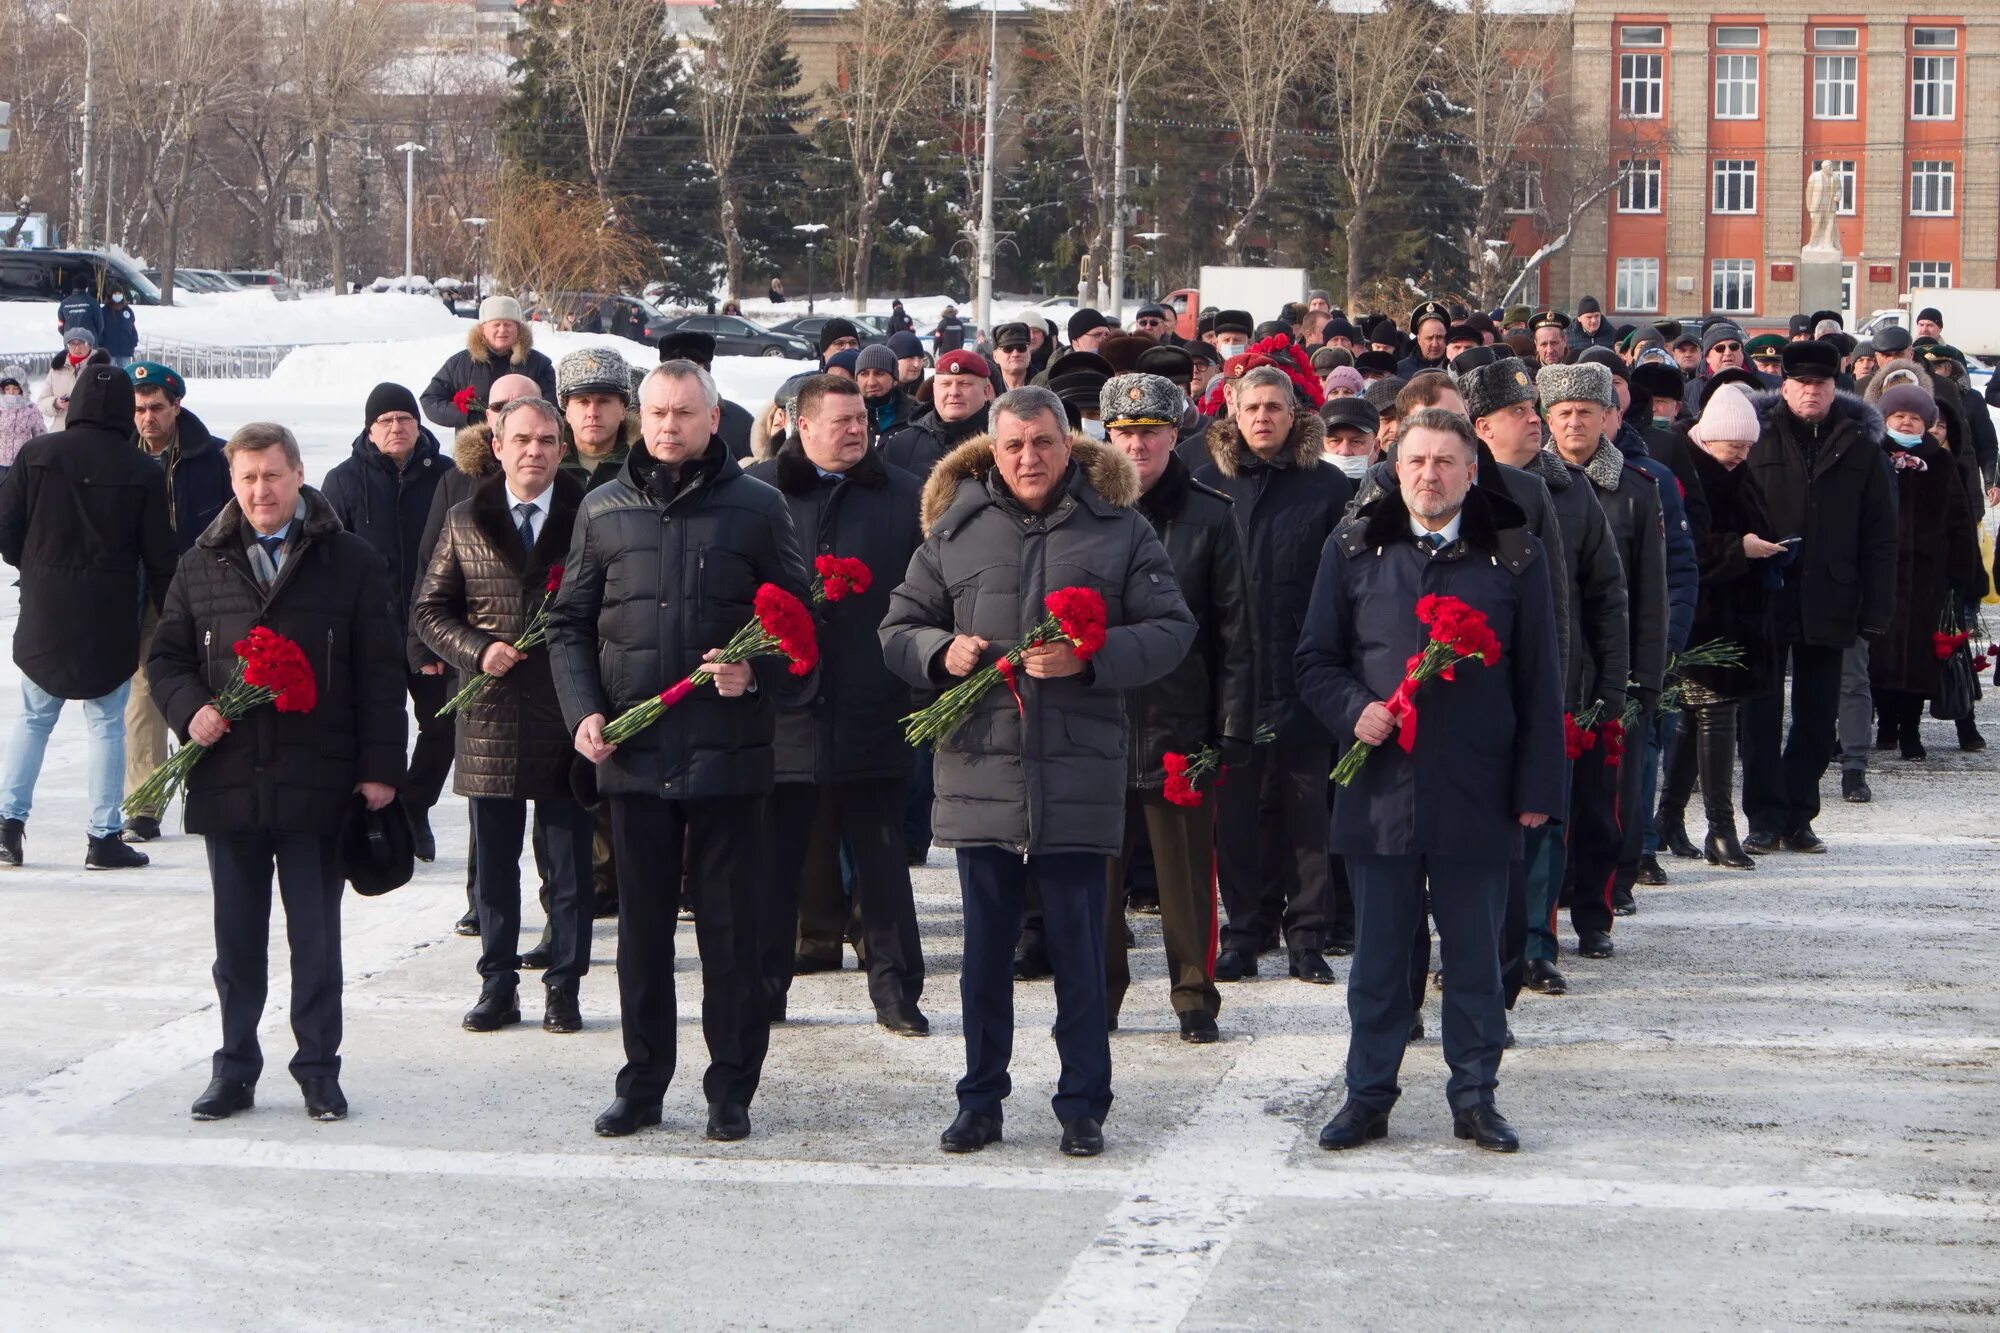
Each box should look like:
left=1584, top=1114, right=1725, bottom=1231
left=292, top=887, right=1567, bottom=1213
left=420, top=296, right=558, bottom=429
left=55, top=280, right=102, bottom=344
left=35, top=327, right=110, bottom=429
left=100, top=289, right=140, bottom=367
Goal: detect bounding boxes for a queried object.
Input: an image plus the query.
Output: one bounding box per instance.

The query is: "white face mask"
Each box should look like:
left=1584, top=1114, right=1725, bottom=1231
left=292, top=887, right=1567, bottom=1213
left=1080, top=417, right=1107, bottom=441
left=1216, top=340, right=1248, bottom=360
left=1329, top=452, right=1371, bottom=479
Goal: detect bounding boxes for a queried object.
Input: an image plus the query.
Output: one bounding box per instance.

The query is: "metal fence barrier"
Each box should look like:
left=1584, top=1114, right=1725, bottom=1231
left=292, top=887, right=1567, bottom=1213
left=0, top=339, right=297, bottom=380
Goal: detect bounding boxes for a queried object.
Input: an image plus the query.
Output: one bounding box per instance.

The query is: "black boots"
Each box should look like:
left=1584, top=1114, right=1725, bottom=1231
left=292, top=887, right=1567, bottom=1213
left=1653, top=720, right=1701, bottom=859
left=86, top=832, right=149, bottom=869
left=1696, top=702, right=1754, bottom=870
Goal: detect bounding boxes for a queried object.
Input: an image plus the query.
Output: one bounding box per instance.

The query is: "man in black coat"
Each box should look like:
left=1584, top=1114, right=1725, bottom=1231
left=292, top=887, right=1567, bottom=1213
left=1296, top=409, right=1565, bottom=1155
left=120, top=362, right=231, bottom=843
left=855, top=344, right=920, bottom=447
left=744, top=375, right=928, bottom=1036
left=0, top=363, right=174, bottom=869
left=1101, top=374, right=1257, bottom=1042
left=550, top=360, right=813, bottom=1143
left=148, top=423, right=407, bottom=1123
left=881, top=349, right=994, bottom=479
left=1741, top=341, right=1898, bottom=853
left=321, top=383, right=458, bottom=861
left=1397, top=301, right=1450, bottom=378
left=1192, top=365, right=1353, bottom=984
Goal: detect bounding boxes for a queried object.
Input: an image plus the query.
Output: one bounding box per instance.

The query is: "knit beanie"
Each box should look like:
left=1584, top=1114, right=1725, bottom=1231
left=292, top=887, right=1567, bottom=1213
left=1687, top=384, right=1762, bottom=446
left=1877, top=383, right=1938, bottom=429
left=856, top=344, right=898, bottom=376
left=1322, top=366, right=1365, bottom=396
left=365, top=382, right=421, bottom=426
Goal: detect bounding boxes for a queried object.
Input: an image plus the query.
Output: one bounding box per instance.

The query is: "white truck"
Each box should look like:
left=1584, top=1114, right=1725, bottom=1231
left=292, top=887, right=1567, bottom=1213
left=1860, top=290, right=2000, bottom=358
left=1165, top=267, right=1312, bottom=338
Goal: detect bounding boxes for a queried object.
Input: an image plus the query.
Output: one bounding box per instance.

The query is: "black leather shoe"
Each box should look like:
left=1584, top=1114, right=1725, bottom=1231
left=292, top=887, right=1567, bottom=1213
left=543, top=980, right=581, bottom=1033
left=520, top=945, right=552, bottom=970
left=1179, top=1011, right=1219, bottom=1044
left=1957, top=720, right=1986, bottom=752
left=1059, top=1117, right=1104, bottom=1157
left=1577, top=930, right=1614, bottom=959
left=121, top=814, right=161, bottom=843
left=1453, top=1103, right=1520, bottom=1152
left=594, top=1097, right=662, bottom=1137
left=1899, top=732, right=1927, bottom=762
left=1289, top=948, right=1335, bottom=984
left=0, top=817, right=20, bottom=867
left=876, top=999, right=930, bottom=1037
left=1012, top=938, right=1052, bottom=980
left=1635, top=854, right=1666, bottom=887
left=190, top=1077, right=254, bottom=1120
left=301, top=1076, right=347, bottom=1121
left=1408, top=1011, right=1425, bottom=1041
left=705, top=1103, right=751, bottom=1142
left=1841, top=770, right=1872, bottom=803
left=1742, top=830, right=1779, bottom=855
left=940, top=1109, right=1003, bottom=1153
left=408, top=806, right=436, bottom=862
left=1704, top=828, right=1756, bottom=869
left=462, top=980, right=520, bottom=1032
left=1213, top=948, right=1257, bottom=982
left=453, top=909, right=480, bottom=937
left=1317, top=1100, right=1390, bottom=1150
left=1612, top=890, right=1638, bottom=917
left=1524, top=959, right=1568, bottom=995
left=1780, top=825, right=1826, bottom=854
left=1326, top=935, right=1355, bottom=958
left=792, top=953, right=841, bottom=974
left=85, top=833, right=148, bottom=869
left=1654, top=815, right=1700, bottom=860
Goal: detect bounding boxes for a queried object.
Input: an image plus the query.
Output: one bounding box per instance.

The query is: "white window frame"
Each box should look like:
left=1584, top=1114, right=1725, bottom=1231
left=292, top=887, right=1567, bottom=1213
left=1619, top=52, right=1664, bottom=119
left=1824, top=160, right=1857, bottom=215
left=1911, top=56, right=1956, bottom=120
left=1620, top=25, right=1665, bottom=46
left=1506, top=161, right=1543, bottom=215
left=1615, top=258, right=1660, bottom=314
left=1839, top=262, right=1856, bottom=322
left=1712, top=159, right=1759, bottom=215
left=1813, top=55, right=1857, bottom=119
left=1713, top=53, right=1760, bottom=119
left=1711, top=259, right=1756, bottom=313
left=1908, top=261, right=1953, bottom=290
left=1912, top=28, right=1957, bottom=49
left=1910, top=160, right=1955, bottom=217
left=1617, top=158, right=1662, bottom=214
left=1813, top=27, right=1858, bottom=50
left=1714, top=27, right=1760, bottom=48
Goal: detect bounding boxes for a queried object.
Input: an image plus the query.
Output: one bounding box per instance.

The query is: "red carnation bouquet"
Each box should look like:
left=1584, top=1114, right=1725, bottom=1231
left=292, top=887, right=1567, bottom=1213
left=902, top=586, right=1108, bottom=748
left=1330, top=594, right=1501, bottom=785
left=811, top=554, right=872, bottom=605
left=600, top=583, right=816, bottom=746
left=437, top=565, right=564, bottom=718
left=130, top=627, right=318, bottom=812
left=451, top=384, right=485, bottom=416
left=1162, top=725, right=1276, bottom=807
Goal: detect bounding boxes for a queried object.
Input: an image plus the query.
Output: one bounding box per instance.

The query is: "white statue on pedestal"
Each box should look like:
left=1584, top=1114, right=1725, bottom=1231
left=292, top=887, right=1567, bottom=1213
left=1804, top=161, right=1841, bottom=256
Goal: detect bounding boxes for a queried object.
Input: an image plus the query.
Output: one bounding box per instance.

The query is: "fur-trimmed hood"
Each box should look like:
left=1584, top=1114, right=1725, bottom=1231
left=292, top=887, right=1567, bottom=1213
left=1751, top=387, right=1885, bottom=446
left=467, top=320, right=537, bottom=367
left=454, top=422, right=500, bottom=477
left=1204, top=411, right=1327, bottom=478
left=919, top=433, right=1140, bottom=536
left=1861, top=359, right=1934, bottom=403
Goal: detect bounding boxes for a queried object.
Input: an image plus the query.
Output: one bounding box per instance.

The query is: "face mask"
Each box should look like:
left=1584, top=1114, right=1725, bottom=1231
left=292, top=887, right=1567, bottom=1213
left=1080, top=418, right=1106, bottom=441
left=1217, top=340, right=1248, bottom=360
left=1652, top=414, right=1674, bottom=431
left=1888, top=429, right=1924, bottom=448
left=1329, top=453, right=1371, bottom=479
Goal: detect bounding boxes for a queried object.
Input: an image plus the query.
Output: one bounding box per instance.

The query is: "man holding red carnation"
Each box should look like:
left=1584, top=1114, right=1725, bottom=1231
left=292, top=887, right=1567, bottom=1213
left=1295, top=409, right=1565, bottom=1154
left=744, top=374, right=930, bottom=1037
left=881, top=384, right=1194, bottom=1159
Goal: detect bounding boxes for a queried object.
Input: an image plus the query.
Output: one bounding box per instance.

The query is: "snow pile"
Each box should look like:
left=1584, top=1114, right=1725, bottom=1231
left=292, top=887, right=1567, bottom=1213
left=0, top=292, right=470, bottom=353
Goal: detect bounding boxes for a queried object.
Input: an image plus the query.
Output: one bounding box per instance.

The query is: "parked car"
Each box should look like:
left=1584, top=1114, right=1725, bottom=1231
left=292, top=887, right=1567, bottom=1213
left=655, top=313, right=813, bottom=359
left=143, top=268, right=246, bottom=294
left=0, top=249, right=161, bottom=305
left=768, top=314, right=889, bottom=348
left=226, top=269, right=301, bottom=300
left=526, top=291, right=675, bottom=345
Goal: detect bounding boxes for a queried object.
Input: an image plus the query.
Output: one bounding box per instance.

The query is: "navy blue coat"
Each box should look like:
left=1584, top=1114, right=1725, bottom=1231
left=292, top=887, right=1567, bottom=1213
left=1615, top=421, right=1698, bottom=654
left=1295, top=485, right=1566, bottom=859
left=149, top=407, right=230, bottom=556
left=55, top=291, right=102, bottom=341
left=99, top=301, right=140, bottom=357
left=320, top=425, right=456, bottom=627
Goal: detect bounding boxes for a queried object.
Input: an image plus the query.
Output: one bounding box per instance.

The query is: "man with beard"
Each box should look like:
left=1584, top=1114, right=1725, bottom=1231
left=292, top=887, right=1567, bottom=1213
left=855, top=344, right=919, bottom=446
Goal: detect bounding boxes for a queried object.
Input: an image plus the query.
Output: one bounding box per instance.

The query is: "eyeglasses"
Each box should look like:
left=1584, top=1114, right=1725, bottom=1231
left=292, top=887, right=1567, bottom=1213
left=1711, top=342, right=1742, bottom=353
left=375, top=413, right=418, bottom=428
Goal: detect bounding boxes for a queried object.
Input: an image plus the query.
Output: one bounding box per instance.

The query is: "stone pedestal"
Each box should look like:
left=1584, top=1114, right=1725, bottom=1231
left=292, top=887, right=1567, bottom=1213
left=1798, top=248, right=1844, bottom=319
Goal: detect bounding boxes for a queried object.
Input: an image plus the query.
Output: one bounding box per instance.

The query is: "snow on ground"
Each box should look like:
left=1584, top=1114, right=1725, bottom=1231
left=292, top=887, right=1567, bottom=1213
left=0, top=291, right=470, bottom=354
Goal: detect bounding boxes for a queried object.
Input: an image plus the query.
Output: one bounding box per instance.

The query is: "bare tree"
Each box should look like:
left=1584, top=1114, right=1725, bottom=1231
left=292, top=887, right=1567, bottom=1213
left=824, top=0, right=948, bottom=303
left=688, top=0, right=794, bottom=303
left=488, top=169, right=657, bottom=298
left=1193, top=0, right=1323, bottom=264
left=0, top=2, right=82, bottom=247
left=1031, top=0, right=1175, bottom=305
left=1318, top=0, right=1440, bottom=302
left=1499, top=113, right=1661, bottom=309
left=540, top=0, right=678, bottom=208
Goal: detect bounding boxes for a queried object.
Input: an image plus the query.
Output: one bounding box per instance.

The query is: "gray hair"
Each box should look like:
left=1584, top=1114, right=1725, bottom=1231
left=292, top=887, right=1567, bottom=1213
left=641, top=360, right=720, bottom=411
left=1398, top=407, right=1480, bottom=460
left=493, top=396, right=561, bottom=435
left=1814, top=318, right=1843, bottom=340
left=992, top=385, right=1067, bottom=433
left=223, top=421, right=303, bottom=471
left=1236, top=365, right=1294, bottom=399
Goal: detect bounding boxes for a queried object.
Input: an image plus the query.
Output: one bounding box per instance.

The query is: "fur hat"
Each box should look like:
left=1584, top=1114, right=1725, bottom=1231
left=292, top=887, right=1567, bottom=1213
left=1877, top=383, right=1937, bottom=429
left=1536, top=361, right=1616, bottom=411
left=478, top=294, right=524, bottom=324
left=557, top=346, right=634, bottom=404
left=1099, top=373, right=1184, bottom=429
left=1460, top=357, right=1538, bottom=421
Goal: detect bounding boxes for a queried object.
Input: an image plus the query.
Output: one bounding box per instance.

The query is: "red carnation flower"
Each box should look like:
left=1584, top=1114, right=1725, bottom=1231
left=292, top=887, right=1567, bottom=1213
left=545, top=564, right=564, bottom=594
left=452, top=384, right=483, bottom=414
left=1045, top=586, right=1108, bottom=660
left=754, top=583, right=818, bottom=675
left=811, top=554, right=873, bottom=604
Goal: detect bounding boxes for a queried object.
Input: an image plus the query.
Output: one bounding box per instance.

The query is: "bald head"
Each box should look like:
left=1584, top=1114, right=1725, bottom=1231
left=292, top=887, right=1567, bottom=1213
left=489, top=374, right=542, bottom=411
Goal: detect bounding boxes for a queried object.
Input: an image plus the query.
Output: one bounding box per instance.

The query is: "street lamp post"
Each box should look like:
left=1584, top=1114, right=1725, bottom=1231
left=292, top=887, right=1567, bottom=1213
left=55, top=13, right=92, bottom=249
left=793, top=223, right=828, bottom=315
left=462, top=216, right=487, bottom=305
left=394, top=141, right=426, bottom=292
left=1134, top=231, right=1167, bottom=304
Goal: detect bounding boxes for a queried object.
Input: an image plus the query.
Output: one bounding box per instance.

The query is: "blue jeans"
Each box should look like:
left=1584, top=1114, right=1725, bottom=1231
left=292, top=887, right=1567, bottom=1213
left=0, top=676, right=130, bottom=836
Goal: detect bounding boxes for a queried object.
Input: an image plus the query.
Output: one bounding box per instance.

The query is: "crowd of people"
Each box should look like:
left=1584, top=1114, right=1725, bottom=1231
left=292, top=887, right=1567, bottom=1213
left=0, top=283, right=1991, bottom=1157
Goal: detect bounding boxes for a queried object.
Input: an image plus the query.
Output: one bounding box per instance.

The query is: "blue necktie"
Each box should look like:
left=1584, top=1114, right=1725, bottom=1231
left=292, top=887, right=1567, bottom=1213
left=256, top=534, right=284, bottom=562
left=1422, top=531, right=1446, bottom=551
left=515, top=503, right=536, bottom=554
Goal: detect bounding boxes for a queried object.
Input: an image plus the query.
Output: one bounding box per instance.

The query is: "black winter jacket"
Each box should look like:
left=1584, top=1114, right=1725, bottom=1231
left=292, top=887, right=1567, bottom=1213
left=0, top=364, right=176, bottom=698
left=881, top=405, right=991, bottom=479
left=419, top=324, right=559, bottom=429
left=549, top=436, right=812, bottom=800
left=147, top=407, right=230, bottom=556
left=1682, top=444, right=1778, bottom=700
left=320, top=425, right=456, bottom=628
left=410, top=423, right=500, bottom=670
left=1192, top=412, right=1353, bottom=746
left=414, top=471, right=583, bottom=801
left=744, top=441, right=924, bottom=786
left=1121, top=454, right=1258, bottom=788
left=1747, top=389, right=1899, bottom=647
left=1511, top=450, right=1631, bottom=712
left=1554, top=438, right=1670, bottom=696
left=146, top=488, right=408, bottom=835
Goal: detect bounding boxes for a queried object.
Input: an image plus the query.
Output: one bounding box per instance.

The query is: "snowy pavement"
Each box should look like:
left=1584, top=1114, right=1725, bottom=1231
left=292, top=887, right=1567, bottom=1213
left=0, top=629, right=1995, bottom=1332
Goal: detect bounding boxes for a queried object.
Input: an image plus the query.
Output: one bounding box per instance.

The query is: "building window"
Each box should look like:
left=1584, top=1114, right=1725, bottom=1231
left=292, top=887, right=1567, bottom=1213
left=1617, top=158, right=1662, bottom=213
left=1713, top=54, right=1759, bottom=119
left=1908, top=261, right=1953, bottom=289
left=1712, top=159, right=1758, bottom=214
left=1620, top=25, right=1664, bottom=46
left=1714, top=27, right=1759, bottom=47
left=1615, top=258, right=1660, bottom=313
left=1619, top=53, right=1663, bottom=119
left=1813, top=56, right=1857, bottom=119
left=1821, top=160, right=1858, bottom=215
left=1910, top=161, right=1955, bottom=216
left=1813, top=27, right=1858, bottom=50
left=1911, top=27, right=1957, bottom=49
left=1711, top=259, right=1756, bottom=313
left=1505, top=161, right=1542, bottom=214
left=1911, top=56, right=1956, bottom=120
